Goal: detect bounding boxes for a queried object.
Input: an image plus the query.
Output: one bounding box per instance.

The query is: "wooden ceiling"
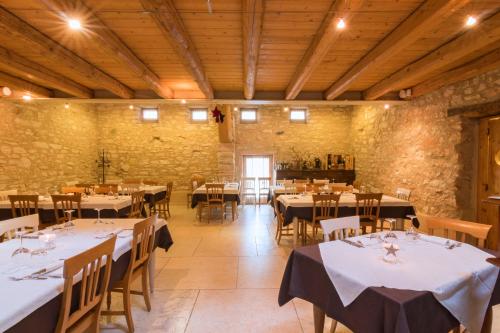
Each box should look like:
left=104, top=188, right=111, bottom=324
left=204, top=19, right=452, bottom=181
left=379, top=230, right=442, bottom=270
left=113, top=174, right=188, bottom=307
left=0, top=0, right=498, bottom=101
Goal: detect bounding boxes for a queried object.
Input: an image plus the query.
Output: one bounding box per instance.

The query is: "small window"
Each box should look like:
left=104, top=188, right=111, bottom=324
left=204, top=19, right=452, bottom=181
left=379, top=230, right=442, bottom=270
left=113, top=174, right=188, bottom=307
left=290, top=108, right=307, bottom=123
left=240, top=108, right=257, bottom=123
left=141, top=108, right=159, bottom=122
left=190, top=108, right=208, bottom=122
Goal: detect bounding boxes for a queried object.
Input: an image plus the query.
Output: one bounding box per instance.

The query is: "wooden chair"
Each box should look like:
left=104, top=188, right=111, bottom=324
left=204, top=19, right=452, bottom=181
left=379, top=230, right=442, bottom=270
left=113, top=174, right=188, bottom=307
left=241, top=177, right=256, bottom=205
left=61, top=186, right=85, bottom=194
left=352, top=180, right=362, bottom=190
left=313, top=179, right=329, bottom=185
left=156, top=181, right=173, bottom=219
left=129, top=191, right=145, bottom=218
left=294, top=179, right=308, bottom=184
left=0, top=214, right=39, bottom=241
left=51, top=194, right=82, bottom=224
left=205, top=183, right=225, bottom=223
left=95, top=184, right=118, bottom=194
left=103, top=217, right=155, bottom=332
left=284, top=184, right=298, bottom=195
left=187, top=175, right=205, bottom=208
left=55, top=235, right=116, bottom=333
left=355, top=193, right=382, bottom=234
left=142, top=180, right=158, bottom=185
left=306, top=194, right=340, bottom=243
left=121, top=183, right=141, bottom=195
left=395, top=187, right=411, bottom=201
left=76, top=183, right=93, bottom=194
left=9, top=194, right=38, bottom=218
left=422, top=214, right=492, bottom=248
left=258, top=177, right=271, bottom=205
left=273, top=196, right=301, bottom=245
left=320, top=216, right=360, bottom=241
left=330, top=185, right=350, bottom=193
left=0, top=189, right=17, bottom=201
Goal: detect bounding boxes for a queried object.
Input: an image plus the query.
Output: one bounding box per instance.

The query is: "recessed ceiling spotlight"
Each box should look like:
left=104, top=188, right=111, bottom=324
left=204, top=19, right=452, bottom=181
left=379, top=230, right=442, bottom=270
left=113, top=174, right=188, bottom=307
left=129, top=104, right=134, bottom=110
left=465, top=16, right=477, bottom=27
left=1, top=86, right=11, bottom=96
left=283, top=107, right=289, bottom=112
left=22, top=94, right=32, bottom=101
left=68, top=18, right=82, bottom=30
left=64, top=103, right=69, bottom=109
left=384, top=104, right=390, bottom=110
left=336, top=18, right=346, bottom=30
left=181, top=99, right=187, bottom=104
left=233, top=107, right=238, bottom=111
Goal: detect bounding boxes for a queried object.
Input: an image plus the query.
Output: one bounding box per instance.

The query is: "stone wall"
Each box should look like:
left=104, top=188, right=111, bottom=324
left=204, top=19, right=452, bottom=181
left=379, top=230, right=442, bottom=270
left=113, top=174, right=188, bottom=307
left=351, top=69, right=500, bottom=220
left=234, top=105, right=353, bottom=177
left=0, top=100, right=97, bottom=193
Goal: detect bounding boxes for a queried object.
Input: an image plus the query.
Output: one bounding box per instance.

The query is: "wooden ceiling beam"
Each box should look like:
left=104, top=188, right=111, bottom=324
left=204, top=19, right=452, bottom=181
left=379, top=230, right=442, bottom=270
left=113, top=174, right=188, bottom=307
left=412, top=48, right=500, bottom=98
left=285, top=0, right=365, bottom=100
left=364, top=11, right=500, bottom=100
left=140, top=0, right=214, bottom=99
left=0, top=71, right=53, bottom=98
left=0, top=46, right=92, bottom=98
left=40, top=0, right=173, bottom=99
left=0, top=6, right=133, bottom=99
left=242, top=0, right=264, bottom=100
left=324, top=0, right=471, bottom=100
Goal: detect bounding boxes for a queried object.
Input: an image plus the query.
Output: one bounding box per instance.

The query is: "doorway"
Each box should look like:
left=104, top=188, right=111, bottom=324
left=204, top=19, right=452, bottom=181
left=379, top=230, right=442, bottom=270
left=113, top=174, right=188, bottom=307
left=478, top=116, right=500, bottom=210
left=241, top=155, right=273, bottom=204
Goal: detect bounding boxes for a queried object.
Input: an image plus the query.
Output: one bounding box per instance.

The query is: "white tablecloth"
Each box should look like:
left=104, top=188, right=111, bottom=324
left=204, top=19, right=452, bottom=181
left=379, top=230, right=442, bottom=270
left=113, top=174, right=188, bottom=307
left=141, top=185, right=166, bottom=195
left=0, top=195, right=132, bottom=211
left=277, top=193, right=411, bottom=208
left=193, top=182, right=239, bottom=195
left=319, top=232, right=499, bottom=333
left=0, top=218, right=165, bottom=332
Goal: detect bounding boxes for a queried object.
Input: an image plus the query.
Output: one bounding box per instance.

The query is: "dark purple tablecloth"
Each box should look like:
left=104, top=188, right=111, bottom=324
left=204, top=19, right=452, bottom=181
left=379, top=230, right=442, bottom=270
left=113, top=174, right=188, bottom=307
left=278, top=245, right=500, bottom=333
left=191, top=193, right=240, bottom=209
left=5, top=224, right=173, bottom=333
left=145, top=191, right=167, bottom=207
left=279, top=202, right=416, bottom=226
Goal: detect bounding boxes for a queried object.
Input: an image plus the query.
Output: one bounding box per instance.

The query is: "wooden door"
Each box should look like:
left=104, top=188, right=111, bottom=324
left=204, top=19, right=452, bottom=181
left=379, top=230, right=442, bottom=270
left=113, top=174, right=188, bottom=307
left=478, top=116, right=500, bottom=203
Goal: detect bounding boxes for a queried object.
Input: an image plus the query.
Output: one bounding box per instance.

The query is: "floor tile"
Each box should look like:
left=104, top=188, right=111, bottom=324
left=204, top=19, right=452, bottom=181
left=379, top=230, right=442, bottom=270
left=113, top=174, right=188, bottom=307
left=237, top=256, right=288, bottom=288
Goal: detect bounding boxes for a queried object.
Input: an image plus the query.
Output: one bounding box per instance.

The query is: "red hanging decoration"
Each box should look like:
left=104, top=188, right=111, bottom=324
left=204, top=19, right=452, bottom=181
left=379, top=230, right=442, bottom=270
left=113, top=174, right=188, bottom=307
left=211, top=106, right=225, bottom=123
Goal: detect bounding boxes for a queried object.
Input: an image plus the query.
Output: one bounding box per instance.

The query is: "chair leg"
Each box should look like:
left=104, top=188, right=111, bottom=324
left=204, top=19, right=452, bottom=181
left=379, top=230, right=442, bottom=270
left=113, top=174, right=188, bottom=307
left=330, top=319, right=338, bottom=333
left=106, top=290, right=111, bottom=310
left=123, top=287, right=134, bottom=332
left=142, top=268, right=152, bottom=312
left=167, top=201, right=171, bottom=217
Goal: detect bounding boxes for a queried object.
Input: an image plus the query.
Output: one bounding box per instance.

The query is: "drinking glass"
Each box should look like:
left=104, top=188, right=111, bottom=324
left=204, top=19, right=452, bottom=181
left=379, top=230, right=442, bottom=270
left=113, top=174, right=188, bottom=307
left=11, top=230, right=31, bottom=257
left=64, top=210, right=75, bottom=228
left=384, top=218, right=398, bottom=240
left=94, top=208, right=103, bottom=224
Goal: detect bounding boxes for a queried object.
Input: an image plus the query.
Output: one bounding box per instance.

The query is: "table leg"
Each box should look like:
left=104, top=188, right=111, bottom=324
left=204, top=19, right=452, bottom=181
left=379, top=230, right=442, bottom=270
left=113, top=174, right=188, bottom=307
left=313, top=305, right=325, bottom=333
left=293, top=217, right=299, bottom=247
left=149, top=251, right=156, bottom=293
left=481, top=306, right=493, bottom=333
left=232, top=201, right=237, bottom=221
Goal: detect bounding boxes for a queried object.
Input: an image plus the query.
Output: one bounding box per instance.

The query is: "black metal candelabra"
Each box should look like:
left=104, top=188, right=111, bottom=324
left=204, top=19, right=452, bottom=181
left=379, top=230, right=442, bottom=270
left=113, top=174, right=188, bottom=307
left=95, top=149, right=111, bottom=184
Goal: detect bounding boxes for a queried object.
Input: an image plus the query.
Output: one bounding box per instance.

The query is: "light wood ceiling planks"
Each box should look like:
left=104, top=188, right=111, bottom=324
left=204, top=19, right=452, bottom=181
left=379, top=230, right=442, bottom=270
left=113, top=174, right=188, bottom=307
left=0, top=0, right=497, bottom=100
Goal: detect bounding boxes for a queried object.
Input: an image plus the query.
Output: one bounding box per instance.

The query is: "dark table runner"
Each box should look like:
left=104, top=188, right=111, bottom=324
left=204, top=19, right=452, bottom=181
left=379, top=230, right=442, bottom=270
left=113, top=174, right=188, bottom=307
left=5, top=224, right=173, bottom=333
left=279, top=202, right=416, bottom=226
left=191, top=193, right=240, bottom=209
left=279, top=245, right=500, bottom=333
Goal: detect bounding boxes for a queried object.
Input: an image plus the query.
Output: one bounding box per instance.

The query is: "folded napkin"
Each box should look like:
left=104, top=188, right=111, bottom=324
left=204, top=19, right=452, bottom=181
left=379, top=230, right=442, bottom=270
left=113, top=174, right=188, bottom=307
left=95, top=228, right=122, bottom=239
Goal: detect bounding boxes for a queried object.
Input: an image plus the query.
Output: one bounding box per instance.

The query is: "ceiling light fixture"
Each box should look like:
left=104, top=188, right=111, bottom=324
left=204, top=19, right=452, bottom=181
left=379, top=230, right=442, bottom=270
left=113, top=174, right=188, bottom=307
left=384, top=104, right=390, bottom=110
left=465, top=16, right=477, bottom=27
left=64, top=103, right=69, bottom=109
left=336, top=18, right=346, bottom=30
left=22, top=94, right=32, bottom=101
left=283, top=107, right=289, bottom=112
left=233, top=107, right=238, bottom=111
left=129, top=104, right=134, bottom=110
left=181, top=99, right=187, bottom=104
left=1, top=86, right=11, bottom=96
left=68, top=18, right=82, bottom=30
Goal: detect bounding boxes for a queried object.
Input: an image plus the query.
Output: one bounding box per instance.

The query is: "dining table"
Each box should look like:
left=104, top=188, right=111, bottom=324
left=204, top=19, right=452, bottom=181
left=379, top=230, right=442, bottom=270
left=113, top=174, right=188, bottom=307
left=190, top=182, right=241, bottom=221
left=279, top=231, right=500, bottom=333
left=0, top=217, right=173, bottom=333
left=278, top=193, right=416, bottom=246
left=0, top=194, right=133, bottom=223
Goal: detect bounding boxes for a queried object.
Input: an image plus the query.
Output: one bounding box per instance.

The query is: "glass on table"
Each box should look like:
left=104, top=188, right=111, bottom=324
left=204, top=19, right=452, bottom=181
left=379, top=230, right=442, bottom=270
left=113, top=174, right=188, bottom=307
left=94, top=208, right=103, bottom=224
left=11, top=230, right=31, bottom=257
left=64, top=209, right=75, bottom=228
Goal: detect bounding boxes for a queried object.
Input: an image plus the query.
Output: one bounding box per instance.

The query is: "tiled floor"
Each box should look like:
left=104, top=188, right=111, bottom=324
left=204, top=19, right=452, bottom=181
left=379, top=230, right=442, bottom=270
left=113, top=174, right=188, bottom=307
left=101, top=204, right=500, bottom=333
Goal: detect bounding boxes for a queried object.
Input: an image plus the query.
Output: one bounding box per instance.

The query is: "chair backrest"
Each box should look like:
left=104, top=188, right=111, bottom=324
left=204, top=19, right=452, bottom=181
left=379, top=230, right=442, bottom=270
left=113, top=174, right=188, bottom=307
left=128, top=216, right=156, bottom=276
left=258, top=177, right=271, bottom=191
left=0, top=189, right=17, bottom=201
left=395, top=187, right=411, bottom=201
left=165, top=181, right=174, bottom=202
left=330, top=185, right=350, bottom=193
left=273, top=196, right=285, bottom=227
left=143, top=180, right=158, bottom=185
left=75, top=184, right=93, bottom=194
left=332, top=182, right=347, bottom=187
left=312, top=194, right=340, bottom=222
left=9, top=195, right=39, bottom=218
left=0, top=214, right=39, bottom=240
left=355, top=193, right=382, bottom=220
left=206, top=183, right=224, bottom=203
left=422, top=214, right=492, bottom=248
left=352, top=180, right=361, bottom=189
left=294, top=179, right=308, bottom=184
left=52, top=194, right=82, bottom=223
left=121, top=183, right=141, bottom=195
left=242, top=178, right=256, bottom=191
left=123, top=178, right=142, bottom=184
left=190, top=175, right=206, bottom=191
left=61, top=187, right=85, bottom=194
left=55, top=236, right=116, bottom=333
left=284, top=184, right=298, bottom=195
left=95, top=184, right=118, bottom=194
left=307, top=184, right=322, bottom=193
left=320, top=216, right=360, bottom=241
left=129, top=191, right=145, bottom=218
left=313, top=179, right=329, bottom=184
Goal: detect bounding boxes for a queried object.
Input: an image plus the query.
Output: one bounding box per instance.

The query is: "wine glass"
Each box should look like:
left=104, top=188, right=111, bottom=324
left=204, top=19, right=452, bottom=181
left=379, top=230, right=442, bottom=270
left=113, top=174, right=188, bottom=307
left=64, top=210, right=75, bottom=228
left=11, top=230, right=31, bottom=257
left=383, top=218, right=398, bottom=240
left=94, top=208, right=103, bottom=224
